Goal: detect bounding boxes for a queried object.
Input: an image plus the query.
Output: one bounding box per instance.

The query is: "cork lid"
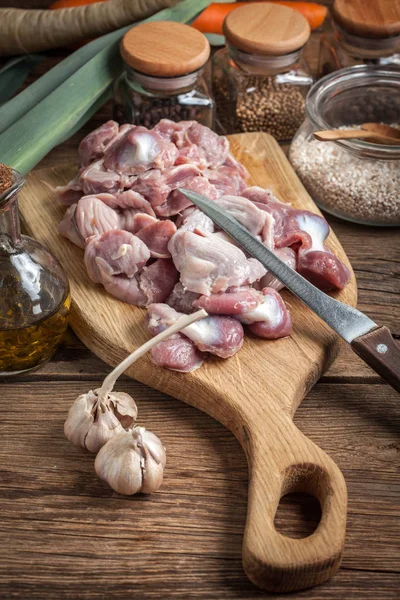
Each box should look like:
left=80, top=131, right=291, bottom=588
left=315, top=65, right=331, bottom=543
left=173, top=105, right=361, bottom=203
left=333, top=0, right=400, bottom=38
left=223, top=3, right=310, bottom=56
left=121, top=21, right=210, bottom=77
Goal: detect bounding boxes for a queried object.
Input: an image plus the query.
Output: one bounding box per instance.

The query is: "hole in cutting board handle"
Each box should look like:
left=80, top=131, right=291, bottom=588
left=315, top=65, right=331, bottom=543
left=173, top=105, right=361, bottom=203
left=273, top=462, right=328, bottom=539
left=274, top=493, right=322, bottom=539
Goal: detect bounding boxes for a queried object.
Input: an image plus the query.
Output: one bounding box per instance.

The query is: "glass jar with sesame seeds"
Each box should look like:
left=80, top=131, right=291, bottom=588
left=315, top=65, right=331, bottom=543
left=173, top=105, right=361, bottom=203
left=212, top=3, right=313, bottom=141
left=289, top=66, right=400, bottom=226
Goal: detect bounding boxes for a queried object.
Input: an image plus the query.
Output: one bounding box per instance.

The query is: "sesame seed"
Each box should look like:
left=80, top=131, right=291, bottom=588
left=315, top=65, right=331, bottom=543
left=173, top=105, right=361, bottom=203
left=289, top=128, right=400, bottom=226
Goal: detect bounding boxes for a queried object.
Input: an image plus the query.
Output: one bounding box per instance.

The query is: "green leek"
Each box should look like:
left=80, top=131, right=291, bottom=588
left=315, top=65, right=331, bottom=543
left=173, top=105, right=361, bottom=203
left=0, top=55, right=44, bottom=106
left=0, top=0, right=211, bottom=134
left=0, top=0, right=211, bottom=174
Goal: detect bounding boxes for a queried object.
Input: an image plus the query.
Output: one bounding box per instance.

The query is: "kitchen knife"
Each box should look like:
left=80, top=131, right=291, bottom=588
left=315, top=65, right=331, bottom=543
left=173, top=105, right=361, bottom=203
left=180, top=188, right=400, bottom=392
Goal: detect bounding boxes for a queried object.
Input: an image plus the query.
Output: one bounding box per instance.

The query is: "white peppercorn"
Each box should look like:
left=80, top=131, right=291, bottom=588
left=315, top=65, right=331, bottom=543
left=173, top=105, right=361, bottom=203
left=212, top=2, right=313, bottom=141
left=213, top=69, right=312, bottom=141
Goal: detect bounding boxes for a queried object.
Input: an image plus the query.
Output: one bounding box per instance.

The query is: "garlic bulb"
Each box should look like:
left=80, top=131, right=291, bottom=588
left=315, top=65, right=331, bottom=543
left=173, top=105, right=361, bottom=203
left=64, top=389, right=138, bottom=453
left=94, top=426, right=166, bottom=495
left=64, top=310, right=206, bottom=463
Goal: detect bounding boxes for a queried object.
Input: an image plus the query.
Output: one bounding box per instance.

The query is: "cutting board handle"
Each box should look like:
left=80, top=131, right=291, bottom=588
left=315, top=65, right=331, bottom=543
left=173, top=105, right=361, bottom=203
left=242, top=416, right=347, bottom=592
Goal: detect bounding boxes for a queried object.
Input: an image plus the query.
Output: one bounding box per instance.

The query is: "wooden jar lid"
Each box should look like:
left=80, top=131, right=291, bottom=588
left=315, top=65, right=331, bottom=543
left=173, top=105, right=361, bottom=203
left=121, top=21, right=210, bottom=77
left=223, top=3, right=310, bottom=56
left=333, top=0, right=400, bottom=38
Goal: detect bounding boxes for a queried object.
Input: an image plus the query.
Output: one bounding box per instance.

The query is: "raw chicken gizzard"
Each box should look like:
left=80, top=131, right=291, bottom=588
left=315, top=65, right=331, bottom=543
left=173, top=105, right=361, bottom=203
left=57, top=119, right=351, bottom=372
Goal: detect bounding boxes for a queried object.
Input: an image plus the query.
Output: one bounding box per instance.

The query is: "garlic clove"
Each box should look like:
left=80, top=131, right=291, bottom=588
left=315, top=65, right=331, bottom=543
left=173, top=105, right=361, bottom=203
left=137, top=427, right=167, bottom=469
left=95, top=430, right=143, bottom=495
left=140, top=442, right=165, bottom=494
left=84, top=405, right=125, bottom=453
left=104, top=390, right=138, bottom=429
left=64, top=390, right=97, bottom=448
left=64, top=389, right=138, bottom=453
left=94, top=426, right=166, bottom=495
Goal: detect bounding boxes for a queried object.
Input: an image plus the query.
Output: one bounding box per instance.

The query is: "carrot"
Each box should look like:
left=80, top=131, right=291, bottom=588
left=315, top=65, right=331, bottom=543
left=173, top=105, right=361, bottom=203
left=273, top=1, right=328, bottom=30
left=191, top=2, right=236, bottom=36
left=0, top=0, right=178, bottom=56
left=191, top=2, right=327, bottom=36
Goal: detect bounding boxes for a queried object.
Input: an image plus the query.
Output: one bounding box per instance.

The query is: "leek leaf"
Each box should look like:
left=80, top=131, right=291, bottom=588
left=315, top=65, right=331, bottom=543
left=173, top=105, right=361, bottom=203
left=0, top=0, right=211, bottom=135
left=0, top=55, right=44, bottom=105
left=204, top=34, right=225, bottom=46
left=0, top=0, right=211, bottom=174
left=58, top=87, right=113, bottom=146
left=0, top=44, right=122, bottom=175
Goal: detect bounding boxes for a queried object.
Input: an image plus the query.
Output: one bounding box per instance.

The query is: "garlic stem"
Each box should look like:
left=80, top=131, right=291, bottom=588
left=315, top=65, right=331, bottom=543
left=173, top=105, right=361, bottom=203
left=98, top=308, right=208, bottom=399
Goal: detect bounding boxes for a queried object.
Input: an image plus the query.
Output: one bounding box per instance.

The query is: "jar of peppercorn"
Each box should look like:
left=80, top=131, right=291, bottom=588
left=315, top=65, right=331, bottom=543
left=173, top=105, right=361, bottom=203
left=319, top=0, right=400, bottom=77
left=212, top=3, right=313, bottom=141
left=113, top=21, right=215, bottom=128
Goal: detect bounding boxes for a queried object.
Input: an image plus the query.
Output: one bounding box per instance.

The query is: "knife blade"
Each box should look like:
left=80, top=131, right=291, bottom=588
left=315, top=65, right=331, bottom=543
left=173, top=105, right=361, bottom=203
left=180, top=188, right=375, bottom=342
left=179, top=188, right=400, bottom=392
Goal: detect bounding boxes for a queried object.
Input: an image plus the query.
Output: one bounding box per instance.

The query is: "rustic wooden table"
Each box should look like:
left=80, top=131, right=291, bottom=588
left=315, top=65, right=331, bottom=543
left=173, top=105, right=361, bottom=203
left=1, top=1, right=399, bottom=599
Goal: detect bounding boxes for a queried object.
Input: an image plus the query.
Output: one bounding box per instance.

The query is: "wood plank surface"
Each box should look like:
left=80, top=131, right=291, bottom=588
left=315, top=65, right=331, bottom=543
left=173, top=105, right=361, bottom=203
left=1, top=380, right=399, bottom=599
left=0, top=0, right=399, bottom=598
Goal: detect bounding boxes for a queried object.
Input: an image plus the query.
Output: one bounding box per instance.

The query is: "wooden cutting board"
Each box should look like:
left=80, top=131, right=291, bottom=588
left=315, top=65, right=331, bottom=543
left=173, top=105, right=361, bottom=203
left=19, top=132, right=357, bottom=593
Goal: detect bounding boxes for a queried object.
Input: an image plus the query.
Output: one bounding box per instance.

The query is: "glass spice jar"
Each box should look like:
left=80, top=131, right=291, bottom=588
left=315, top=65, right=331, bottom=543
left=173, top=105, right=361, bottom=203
left=289, top=66, right=400, bottom=226
left=114, top=21, right=214, bottom=128
left=212, top=3, right=313, bottom=141
left=0, top=166, right=70, bottom=377
left=319, top=0, right=400, bottom=77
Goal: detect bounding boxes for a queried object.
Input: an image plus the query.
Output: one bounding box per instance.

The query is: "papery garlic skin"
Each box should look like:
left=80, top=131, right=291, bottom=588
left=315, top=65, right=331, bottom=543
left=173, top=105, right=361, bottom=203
left=64, top=389, right=138, bottom=453
left=84, top=406, right=125, bottom=453
left=64, top=390, right=97, bottom=448
left=94, top=426, right=166, bottom=495
left=95, top=432, right=143, bottom=494
left=108, top=391, right=139, bottom=429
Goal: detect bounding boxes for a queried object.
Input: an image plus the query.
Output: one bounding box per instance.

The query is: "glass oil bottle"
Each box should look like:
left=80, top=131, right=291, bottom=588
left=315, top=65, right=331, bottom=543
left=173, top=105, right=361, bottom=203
left=0, top=166, right=70, bottom=377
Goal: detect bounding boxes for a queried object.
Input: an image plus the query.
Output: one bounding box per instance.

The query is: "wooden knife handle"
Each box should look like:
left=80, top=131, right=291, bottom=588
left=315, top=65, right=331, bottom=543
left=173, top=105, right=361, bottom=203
left=351, top=326, right=400, bottom=392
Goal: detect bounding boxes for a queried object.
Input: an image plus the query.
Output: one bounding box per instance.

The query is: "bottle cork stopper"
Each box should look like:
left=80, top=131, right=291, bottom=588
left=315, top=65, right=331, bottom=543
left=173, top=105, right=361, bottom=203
left=333, top=0, right=400, bottom=38
left=0, top=163, right=13, bottom=196
left=223, top=3, right=310, bottom=56
left=121, top=21, right=210, bottom=78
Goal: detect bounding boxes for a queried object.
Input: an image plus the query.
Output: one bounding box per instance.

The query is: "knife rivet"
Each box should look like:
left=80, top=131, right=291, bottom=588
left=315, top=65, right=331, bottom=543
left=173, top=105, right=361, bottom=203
left=376, top=344, right=388, bottom=354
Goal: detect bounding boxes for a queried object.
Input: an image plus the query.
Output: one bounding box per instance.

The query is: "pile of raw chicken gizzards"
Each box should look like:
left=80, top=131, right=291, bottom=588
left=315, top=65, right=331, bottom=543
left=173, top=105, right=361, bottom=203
left=57, top=119, right=351, bottom=373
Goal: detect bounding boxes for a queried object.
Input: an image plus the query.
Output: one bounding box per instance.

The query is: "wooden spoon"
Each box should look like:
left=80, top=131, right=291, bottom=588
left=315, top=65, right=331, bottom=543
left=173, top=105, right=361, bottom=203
left=314, top=127, right=400, bottom=145
left=361, top=122, right=400, bottom=139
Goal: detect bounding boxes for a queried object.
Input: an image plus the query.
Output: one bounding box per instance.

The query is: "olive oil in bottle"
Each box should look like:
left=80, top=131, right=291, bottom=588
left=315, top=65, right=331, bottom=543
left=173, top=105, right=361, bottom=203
left=0, top=165, right=70, bottom=377
left=0, top=293, right=70, bottom=375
